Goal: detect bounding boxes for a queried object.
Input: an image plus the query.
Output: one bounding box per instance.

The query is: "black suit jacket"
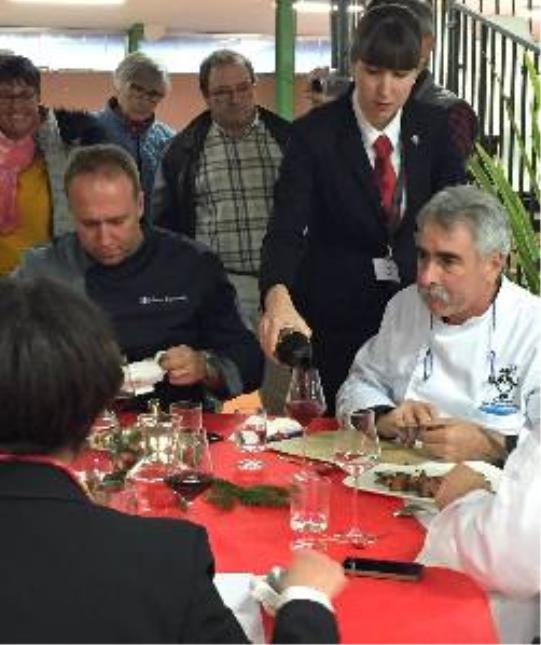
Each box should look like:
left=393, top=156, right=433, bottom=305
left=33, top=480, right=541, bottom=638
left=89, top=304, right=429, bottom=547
left=0, top=462, right=338, bottom=644
left=259, top=91, right=467, bottom=408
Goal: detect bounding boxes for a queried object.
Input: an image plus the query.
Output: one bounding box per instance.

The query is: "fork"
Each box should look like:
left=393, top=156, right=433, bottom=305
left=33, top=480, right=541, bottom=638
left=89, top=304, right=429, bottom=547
left=392, top=502, right=434, bottom=517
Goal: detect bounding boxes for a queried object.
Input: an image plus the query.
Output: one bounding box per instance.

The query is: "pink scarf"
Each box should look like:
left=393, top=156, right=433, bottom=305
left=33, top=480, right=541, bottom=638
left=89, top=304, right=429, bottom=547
left=0, top=130, right=36, bottom=234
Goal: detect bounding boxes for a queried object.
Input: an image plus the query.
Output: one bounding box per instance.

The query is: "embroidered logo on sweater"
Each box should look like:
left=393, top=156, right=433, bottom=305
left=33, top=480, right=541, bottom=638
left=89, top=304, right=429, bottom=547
left=139, top=295, right=188, bottom=305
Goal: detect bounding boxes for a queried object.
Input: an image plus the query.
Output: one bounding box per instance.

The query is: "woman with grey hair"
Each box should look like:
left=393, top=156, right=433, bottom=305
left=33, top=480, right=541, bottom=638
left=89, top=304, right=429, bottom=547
left=95, top=51, right=174, bottom=216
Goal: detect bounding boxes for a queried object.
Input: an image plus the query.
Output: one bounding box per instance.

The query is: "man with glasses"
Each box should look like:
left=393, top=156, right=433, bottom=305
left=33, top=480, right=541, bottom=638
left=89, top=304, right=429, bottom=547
left=0, top=53, right=108, bottom=275
left=96, top=51, right=174, bottom=217
left=152, top=49, right=290, bottom=413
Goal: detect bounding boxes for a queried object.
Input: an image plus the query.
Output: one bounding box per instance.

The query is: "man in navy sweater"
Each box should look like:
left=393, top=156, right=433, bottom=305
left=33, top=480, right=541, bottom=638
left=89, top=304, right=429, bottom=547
left=16, top=143, right=264, bottom=410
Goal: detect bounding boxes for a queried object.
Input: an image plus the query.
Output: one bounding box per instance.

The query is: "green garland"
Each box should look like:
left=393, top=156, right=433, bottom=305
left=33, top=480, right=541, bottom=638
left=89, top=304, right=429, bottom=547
left=205, top=478, right=290, bottom=510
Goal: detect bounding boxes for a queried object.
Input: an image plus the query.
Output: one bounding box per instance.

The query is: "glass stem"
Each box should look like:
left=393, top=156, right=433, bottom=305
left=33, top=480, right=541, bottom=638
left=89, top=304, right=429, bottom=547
left=351, top=471, right=360, bottom=531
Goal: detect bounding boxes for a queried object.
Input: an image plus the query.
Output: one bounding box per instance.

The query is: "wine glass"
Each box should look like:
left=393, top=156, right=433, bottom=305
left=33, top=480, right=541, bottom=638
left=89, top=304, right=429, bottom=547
left=332, top=409, right=381, bottom=547
left=125, top=414, right=178, bottom=513
left=284, top=366, right=326, bottom=466
left=233, top=407, right=268, bottom=471
left=165, top=431, right=214, bottom=505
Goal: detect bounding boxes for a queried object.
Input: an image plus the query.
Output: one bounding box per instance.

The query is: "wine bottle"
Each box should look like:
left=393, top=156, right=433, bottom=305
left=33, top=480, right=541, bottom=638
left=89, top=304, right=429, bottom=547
left=275, top=329, right=313, bottom=369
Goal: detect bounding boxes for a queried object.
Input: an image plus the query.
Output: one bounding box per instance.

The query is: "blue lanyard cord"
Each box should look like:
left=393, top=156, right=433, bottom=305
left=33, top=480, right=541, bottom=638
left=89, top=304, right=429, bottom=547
left=423, top=315, right=435, bottom=381
left=487, top=302, right=497, bottom=383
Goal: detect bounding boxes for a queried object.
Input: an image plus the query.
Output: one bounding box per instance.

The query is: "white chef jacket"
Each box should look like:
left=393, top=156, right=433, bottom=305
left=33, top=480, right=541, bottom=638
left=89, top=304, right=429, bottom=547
left=417, top=422, right=540, bottom=642
left=336, top=277, right=540, bottom=436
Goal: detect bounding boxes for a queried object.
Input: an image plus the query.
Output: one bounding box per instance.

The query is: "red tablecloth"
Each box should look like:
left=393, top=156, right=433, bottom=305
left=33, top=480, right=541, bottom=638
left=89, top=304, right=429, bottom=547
left=79, top=413, right=499, bottom=644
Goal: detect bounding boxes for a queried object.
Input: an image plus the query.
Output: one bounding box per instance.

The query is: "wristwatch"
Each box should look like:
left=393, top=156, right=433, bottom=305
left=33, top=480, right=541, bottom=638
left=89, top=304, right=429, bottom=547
left=200, top=350, right=222, bottom=388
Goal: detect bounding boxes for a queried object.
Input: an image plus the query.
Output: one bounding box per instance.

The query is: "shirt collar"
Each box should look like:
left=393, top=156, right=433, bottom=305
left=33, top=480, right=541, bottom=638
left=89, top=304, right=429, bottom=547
left=351, top=91, right=402, bottom=152
left=213, top=107, right=260, bottom=140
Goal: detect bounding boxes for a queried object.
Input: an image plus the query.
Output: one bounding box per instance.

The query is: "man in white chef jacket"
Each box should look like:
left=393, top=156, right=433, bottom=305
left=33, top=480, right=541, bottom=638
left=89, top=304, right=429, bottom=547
left=336, top=184, right=539, bottom=464
left=417, top=414, right=540, bottom=643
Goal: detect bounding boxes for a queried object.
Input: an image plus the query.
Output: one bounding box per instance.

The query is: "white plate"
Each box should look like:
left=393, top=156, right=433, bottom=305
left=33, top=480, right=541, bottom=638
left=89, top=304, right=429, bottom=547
left=343, top=460, right=502, bottom=505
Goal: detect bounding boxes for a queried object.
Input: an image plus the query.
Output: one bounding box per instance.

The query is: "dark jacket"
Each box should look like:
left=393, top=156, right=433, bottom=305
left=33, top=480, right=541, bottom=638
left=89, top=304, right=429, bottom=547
left=0, top=461, right=338, bottom=644
left=17, top=228, right=264, bottom=409
left=412, top=69, right=479, bottom=159
left=152, top=107, right=290, bottom=235
left=259, top=90, right=467, bottom=409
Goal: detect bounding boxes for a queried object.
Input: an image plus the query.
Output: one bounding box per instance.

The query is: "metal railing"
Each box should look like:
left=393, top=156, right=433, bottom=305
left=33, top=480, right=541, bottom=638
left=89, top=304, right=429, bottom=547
left=432, top=1, right=539, bottom=218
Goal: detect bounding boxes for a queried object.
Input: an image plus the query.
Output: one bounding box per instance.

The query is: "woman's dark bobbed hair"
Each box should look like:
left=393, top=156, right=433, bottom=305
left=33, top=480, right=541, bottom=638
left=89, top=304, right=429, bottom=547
left=0, top=277, right=123, bottom=454
left=350, top=4, right=422, bottom=71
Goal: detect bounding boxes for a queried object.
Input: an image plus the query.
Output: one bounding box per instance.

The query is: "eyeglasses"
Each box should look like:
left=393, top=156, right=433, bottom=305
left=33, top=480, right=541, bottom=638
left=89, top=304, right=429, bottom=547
left=208, top=81, right=254, bottom=102
left=128, top=82, right=165, bottom=103
left=0, top=90, right=38, bottom=108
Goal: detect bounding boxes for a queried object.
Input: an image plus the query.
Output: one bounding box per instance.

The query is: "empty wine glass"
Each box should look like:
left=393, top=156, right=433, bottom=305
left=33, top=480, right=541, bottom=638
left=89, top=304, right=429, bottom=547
left=284, top=366, right=326, bottom=466
left=125, top=414, right=178, bottom=513
left=332, top=409, right=381, bottom=547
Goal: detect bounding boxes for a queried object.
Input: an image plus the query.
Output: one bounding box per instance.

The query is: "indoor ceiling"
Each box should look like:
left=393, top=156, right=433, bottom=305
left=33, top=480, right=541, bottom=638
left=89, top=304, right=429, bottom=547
left=0, top=0, right=331, bottom=37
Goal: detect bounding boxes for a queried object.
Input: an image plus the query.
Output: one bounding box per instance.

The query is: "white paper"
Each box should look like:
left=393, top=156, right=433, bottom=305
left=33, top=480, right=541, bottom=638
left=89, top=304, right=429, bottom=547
left=215, top=573, right=266, bottom=644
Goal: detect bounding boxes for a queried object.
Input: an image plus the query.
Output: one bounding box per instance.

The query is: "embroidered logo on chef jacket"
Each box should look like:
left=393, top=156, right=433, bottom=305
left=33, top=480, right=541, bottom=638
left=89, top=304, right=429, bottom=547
left=139, top=295, right=188, bottom=305
left=479, top=364, right=520, bottom=416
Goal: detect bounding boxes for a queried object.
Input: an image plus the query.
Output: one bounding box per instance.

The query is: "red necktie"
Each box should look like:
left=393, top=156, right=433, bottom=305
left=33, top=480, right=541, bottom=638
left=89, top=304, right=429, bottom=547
left=373, top=135, right=397, bottom=221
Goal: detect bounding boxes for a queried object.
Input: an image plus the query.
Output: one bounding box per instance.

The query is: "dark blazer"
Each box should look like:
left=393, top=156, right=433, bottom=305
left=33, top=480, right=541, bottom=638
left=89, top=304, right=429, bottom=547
left=0, top=462, right=338, bottom=644
left=259, top=91, right=467, bottom=409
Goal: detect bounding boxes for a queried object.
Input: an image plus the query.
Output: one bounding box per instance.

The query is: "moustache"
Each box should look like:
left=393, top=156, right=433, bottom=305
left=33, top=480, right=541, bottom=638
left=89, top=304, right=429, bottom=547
left=418, top=284, right=451, bottom=305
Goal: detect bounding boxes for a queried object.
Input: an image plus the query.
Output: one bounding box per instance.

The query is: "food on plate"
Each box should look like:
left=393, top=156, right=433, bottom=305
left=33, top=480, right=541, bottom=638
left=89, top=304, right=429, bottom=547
left=375, top=469, right=443, bottom=498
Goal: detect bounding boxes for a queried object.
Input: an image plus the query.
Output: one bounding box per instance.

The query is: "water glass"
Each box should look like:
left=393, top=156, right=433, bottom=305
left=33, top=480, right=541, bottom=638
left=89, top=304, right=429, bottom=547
left=233, top=408, right=267, bottom=471
left=289, top=471, right=331, bottom=550
left=170, top=400, right=203, bottom=434
left=91, top=408, right=119, bottom=434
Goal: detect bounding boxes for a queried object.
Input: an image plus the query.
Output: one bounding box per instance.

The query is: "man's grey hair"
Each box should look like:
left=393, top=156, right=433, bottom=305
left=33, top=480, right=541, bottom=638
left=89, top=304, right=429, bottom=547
left=113, top=51, right=170, bottom=92
left=417, top=185, right=512, bottom=257
left=368, top=0, right=434, bottom=37
left=199, top=49, right=255, bottom=96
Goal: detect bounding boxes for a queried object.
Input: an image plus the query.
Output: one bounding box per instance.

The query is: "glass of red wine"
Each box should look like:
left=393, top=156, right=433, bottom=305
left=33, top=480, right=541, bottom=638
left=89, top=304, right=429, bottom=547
left=284, top=366, right=326, bottom=467
left=164, top=431, right=214, bottom=505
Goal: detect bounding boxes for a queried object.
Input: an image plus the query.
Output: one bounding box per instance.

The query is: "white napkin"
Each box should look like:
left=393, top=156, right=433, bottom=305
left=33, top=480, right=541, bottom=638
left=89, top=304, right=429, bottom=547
left=122, top=359, right=164, bottom=396
left=228, top=417, right=302, bottom=443
left=215, top=573, right=266, bottom=643
left=266, top=417, right=302, bottom=440
left=249, top=574, right=280, bottom=616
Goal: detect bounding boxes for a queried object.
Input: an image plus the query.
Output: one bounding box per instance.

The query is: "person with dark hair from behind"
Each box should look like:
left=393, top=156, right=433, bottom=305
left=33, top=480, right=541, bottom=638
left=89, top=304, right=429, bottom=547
left=259, top=4, right=466, bottom=414
left=0, top=53, right=108, bottom=275
left=367, top=0, right=479, bottom=158
left=0, top=276, right=345, bottom=644
left=16, top=143, right=264, bottom=411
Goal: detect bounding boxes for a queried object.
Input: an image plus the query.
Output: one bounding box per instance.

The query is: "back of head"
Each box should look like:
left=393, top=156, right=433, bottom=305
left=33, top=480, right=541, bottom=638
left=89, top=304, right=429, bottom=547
left=0, top=277, right=122, bottom=454
left=0, top=53, right=41, bottom=95
left=350, top=4, right=422, bottom=70
left=366, top=0, right=434, bottom=37
left=199, top=49, right=255, bottom=97
left=113, top=51, right=170, bottom=94
left=64, top=142, right=141, bottom=199
left=417, top=185, right=512, bottom=257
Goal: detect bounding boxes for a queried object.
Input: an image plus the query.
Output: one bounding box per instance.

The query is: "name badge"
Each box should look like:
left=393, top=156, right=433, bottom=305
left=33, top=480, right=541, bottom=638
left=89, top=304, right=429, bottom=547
left=373, top=257, right=400, bottom=283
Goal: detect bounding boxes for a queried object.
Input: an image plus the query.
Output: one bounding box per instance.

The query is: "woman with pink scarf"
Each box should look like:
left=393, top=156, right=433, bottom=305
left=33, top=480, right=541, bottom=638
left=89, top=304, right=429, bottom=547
left=0, top=54, right=107, bottom=274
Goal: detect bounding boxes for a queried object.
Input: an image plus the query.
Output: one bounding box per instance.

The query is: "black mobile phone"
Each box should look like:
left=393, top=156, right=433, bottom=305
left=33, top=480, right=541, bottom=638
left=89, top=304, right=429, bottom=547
left=342, top=557, right=423, bottom=581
